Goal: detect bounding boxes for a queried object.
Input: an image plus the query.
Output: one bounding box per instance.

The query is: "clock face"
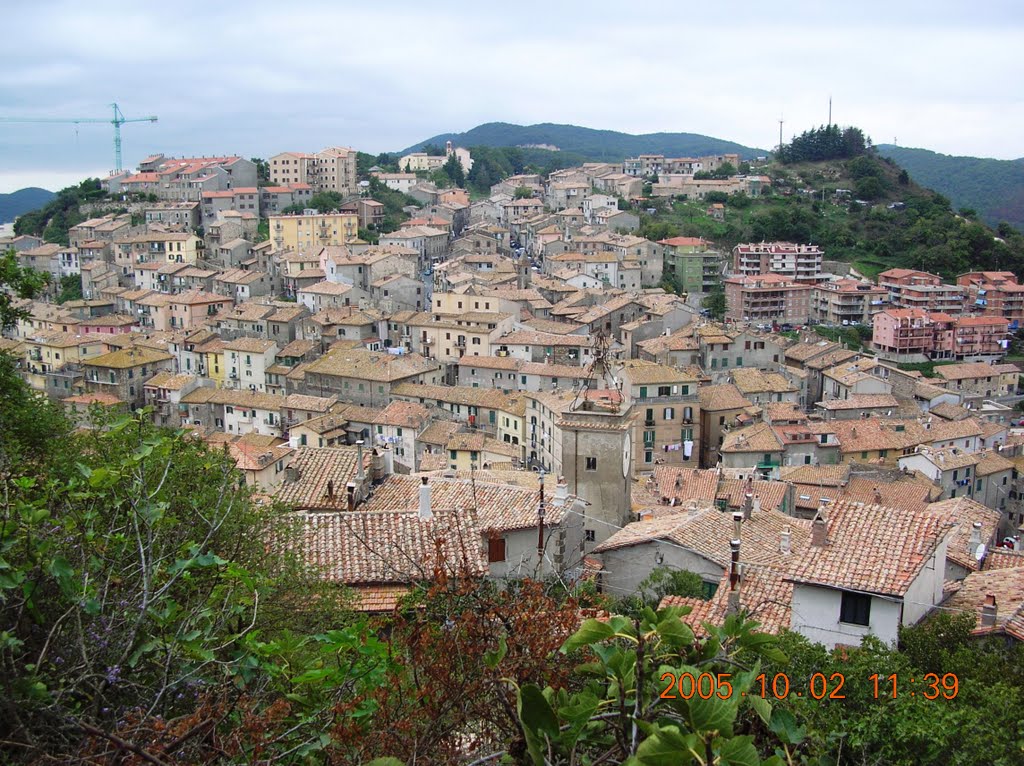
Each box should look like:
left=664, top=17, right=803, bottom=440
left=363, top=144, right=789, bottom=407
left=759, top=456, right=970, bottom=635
left=622, top=434, right=632, bottom=477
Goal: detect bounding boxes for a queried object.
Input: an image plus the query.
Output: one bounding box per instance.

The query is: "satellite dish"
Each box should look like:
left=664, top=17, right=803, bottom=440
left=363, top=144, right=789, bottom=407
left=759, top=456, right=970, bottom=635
left=975, top=544, right=987, bottom=562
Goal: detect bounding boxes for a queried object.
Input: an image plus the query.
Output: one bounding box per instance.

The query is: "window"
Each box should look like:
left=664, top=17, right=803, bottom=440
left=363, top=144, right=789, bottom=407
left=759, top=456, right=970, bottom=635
left=643, top=430, right=655, bottom=445
left=639, top=386, right=648, bottom=398
left=658, top=385, right=671, bottom=397
left=861, top=451, right=869, bottom=459
left=664, top=407, right=675, bottom=420
left=735, top=357, right=743, bottom=367
left=839, top=592, right=871, bottom=626
left=585, top=457, right=598, bottom=471
left=487, top=535, right=506, bottom=563
left=701, top=580, right=719, bottom=599
left=450, top=450, right=457, bottom=460
left=645, top=450, right=653, bottom=463
left=585, top=529, right=596, bottom=543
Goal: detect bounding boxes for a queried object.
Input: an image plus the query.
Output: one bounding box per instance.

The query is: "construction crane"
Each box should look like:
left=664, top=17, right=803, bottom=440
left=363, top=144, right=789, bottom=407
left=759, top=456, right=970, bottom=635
left=0, top=102, right=157, bottom=173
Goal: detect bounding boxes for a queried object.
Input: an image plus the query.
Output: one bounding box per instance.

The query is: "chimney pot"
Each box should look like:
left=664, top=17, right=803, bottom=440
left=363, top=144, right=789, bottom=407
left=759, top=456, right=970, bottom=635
left=732, top=511, right=743, bottom=539
left=780, top=524, right=792, bottom=554
left=981, top=594, right=998, bottom=627
left=356, top=439, right=365, bottom=480
left=345, top=482, right=355, bottom=513
left=811, top=514, right=828, bottom=546
left=419, top=476, right=433, bottom=520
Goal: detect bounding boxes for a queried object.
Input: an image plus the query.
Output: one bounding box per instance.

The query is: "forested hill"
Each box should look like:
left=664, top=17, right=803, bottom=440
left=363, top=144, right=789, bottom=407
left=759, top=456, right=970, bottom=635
left=0, top=187, right=54, bottom=224
left=877, top=144, right=1024, bottom=231
left=401, top=122, right=765, bottom=161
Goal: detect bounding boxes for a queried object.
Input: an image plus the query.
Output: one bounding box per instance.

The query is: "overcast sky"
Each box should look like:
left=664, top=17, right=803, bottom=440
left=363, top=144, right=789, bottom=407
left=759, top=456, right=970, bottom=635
left=1, top=0, right=1022, bottom=193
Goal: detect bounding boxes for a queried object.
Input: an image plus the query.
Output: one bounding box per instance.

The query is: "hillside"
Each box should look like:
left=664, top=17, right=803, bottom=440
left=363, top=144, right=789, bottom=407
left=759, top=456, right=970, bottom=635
left=877, top=144, right=1024, bottom=231
left=401, top=121, right=765, bottom=161
left=641, top=151, right=1024, bottom=285
left=0, top=187, right=54, bottom=224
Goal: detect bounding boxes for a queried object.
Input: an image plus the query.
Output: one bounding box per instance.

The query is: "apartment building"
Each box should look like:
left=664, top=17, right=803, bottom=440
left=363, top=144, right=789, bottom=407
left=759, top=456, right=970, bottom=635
left=659, top=236, right=723, bottom=293
left=309, top=146, right=358, bottom=197
left=268, top=152, right=314, bottom=186
left=724, top=273, right=812, bottom=324
left=732, top=242, right=823, bottom=283
left=269, top=211, right=359, bottom=252
left=958, top=271, right=1024, bottom=329
left=873, top=309, right=1009, bottom=362
left=811, top=278, right=888, bottom=325
left=619, top=360, right=701, bottom=471
left=878, top=268, right=965, bottom=314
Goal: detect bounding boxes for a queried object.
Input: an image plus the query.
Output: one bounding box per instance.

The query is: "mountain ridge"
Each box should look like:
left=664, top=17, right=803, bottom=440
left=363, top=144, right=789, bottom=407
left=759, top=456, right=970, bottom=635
left=0, top=187, right=55, bottom=225
left=876, top=144, right=1024, bottom=231
left=399, top=121, right=767, bottom=161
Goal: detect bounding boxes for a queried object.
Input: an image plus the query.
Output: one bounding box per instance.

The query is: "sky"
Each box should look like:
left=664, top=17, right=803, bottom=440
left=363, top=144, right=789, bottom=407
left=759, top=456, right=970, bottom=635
left=2, top=0, right=1023, bottom=193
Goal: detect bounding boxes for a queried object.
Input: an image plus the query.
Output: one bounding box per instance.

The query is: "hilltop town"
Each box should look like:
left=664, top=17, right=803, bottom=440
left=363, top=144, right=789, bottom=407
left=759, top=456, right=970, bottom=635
left=4, top=140, right=1024, bottom=655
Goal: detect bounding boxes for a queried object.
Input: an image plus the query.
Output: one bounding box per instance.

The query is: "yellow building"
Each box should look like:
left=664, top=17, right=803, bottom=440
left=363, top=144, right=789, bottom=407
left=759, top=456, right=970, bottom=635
left=445, top=432, right=520, bottom=471
left=196, top=338, right=226, bottom=386
left=23, top=332, right=108, bottom=392
left=269, top=211, right=359, bottom=253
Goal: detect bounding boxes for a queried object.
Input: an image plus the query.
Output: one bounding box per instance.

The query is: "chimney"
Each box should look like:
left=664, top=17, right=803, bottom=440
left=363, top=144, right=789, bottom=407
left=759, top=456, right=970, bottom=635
left=752, top=495, right=761, bottom=515
left=743, top=491, right=754, bottom=520
left=969, top=521, right=983, bottom=558
left=345, top=482, right=355, bottom=513
left=284, top=465, right=299, bottom=483
left=981, top=594, right=997, bottom=627
left=356, top=439, right=365, bottom=480
left=553, top=481, right=568, bottom=507
left=780, top=525, right=792, bottom=554
left=732, top=511, right=743, bottom=540
left=873, top=486, right=882, bottom=505
left=418, top=476, right=433, bottom=520
left=811, top=513, right=828, bottom=547
left=326, top=479, right=334, bottom=499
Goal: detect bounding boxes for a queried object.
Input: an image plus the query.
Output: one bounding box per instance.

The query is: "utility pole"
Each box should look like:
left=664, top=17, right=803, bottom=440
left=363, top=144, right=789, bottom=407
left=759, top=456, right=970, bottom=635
left=536, top=469, right=546, bottom=566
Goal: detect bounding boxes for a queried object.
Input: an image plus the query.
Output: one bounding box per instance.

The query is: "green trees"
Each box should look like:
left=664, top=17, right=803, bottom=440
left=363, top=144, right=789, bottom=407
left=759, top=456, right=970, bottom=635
left=515, top=606, right=797, bottom=765
left=14, top=179, right=105, bottom=245
left=703, top=286, right=727, bottom=319
left=777, top=125, right=869, bottom=164
left=55, top=274, right=83, bottom=304
left=0, top=249, right=49, bottom=329
left=307, top=191, right=345, bottom=212
left=765, top=616, right=1024, bottom=765
left=250, top=157, right=269, bottom=184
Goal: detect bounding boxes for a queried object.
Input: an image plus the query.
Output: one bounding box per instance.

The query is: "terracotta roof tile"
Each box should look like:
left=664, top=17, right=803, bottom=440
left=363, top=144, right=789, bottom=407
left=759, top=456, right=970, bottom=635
left=786, top=500, right=956, bottom=597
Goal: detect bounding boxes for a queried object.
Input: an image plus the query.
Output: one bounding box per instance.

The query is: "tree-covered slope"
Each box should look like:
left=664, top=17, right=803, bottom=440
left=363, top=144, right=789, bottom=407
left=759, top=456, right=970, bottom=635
left=0, top=187, right=54, bottom=224
left=401, top=122, right=766, bottom=161
left=877, top=144, right=1024, bottom=231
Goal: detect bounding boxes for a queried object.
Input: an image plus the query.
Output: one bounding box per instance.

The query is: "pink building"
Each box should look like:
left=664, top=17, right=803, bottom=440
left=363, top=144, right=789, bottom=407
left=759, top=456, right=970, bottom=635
left=724, top=273, right=812, bottom=324
left=873, top=308, right=1008, bottom=362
